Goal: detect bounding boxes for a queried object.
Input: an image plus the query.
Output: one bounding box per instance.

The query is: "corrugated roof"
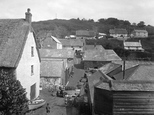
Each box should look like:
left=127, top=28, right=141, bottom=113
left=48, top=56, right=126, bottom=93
left=83, top=49, right=121, bottom=61
left=59, top=39, right=84, bottom=47
left=39, top=49, right=74, bottom=58
left=40, top=60, right=64, bottom=77
left=109, top=29, right=128, bottom=34
left=0, top=19, right=32, bottom=67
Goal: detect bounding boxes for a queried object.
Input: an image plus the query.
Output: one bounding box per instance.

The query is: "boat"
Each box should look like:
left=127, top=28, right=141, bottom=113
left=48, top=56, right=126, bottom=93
left=28, top=97, right=46, bottom=110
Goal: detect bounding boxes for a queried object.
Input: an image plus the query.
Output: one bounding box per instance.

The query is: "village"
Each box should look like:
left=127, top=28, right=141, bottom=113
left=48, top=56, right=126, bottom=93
left=1, top=8, right=154, bottom=115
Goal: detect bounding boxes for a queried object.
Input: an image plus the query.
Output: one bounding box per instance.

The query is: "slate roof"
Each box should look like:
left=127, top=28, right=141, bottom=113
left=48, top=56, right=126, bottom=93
left=96, top=80, right=154, bottom=91
left=59, top=39, right=84, bottom=47
left=76, top=30, right=96, bottom=37
left=99, top=62, right=121, bottom=74
left=88, top=70, right=112, bottom=104
left=132, top=29, right=148, bottom=33
left=126, top=64, right=154, bottom=81
left=83, top=49, right=121, bottom=61
left=0, top=19, right=38, bottom=67
left=124, top=41, right=142, bottom=47
left=67, top=67, right=85, bottom=87
left=39, top=49, right=74, bottom=59
left=84, top=45, right=105, bottom=51
left=40, top=60, right=64, bottom=77
left=109, top=28, right=128, bottom=34
left=113, top=65, right=139, bottom=80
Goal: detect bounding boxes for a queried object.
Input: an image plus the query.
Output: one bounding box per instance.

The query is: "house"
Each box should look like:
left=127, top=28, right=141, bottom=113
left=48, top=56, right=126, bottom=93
left=76, top=30, right=96, bottom=39
left=131, top=29, right=148, bottom=38
left=109, top=28, right=128, bottom=38
left=40, top=35, right=62, bottom=49
left=83, top=48, right=121, bottom=70
left=0, top=9, right=40, bottom=100
left=39, top=49, right=75, bottom=87
left=59, top=38, right=85, bottom=51
left=124, top=40, right=144, bottom=51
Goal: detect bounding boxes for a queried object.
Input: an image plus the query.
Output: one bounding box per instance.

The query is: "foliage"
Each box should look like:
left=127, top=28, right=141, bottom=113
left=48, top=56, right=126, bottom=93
left=0, top=68, right=28, bottom=115
left=32, top=17, right=154, bottom=40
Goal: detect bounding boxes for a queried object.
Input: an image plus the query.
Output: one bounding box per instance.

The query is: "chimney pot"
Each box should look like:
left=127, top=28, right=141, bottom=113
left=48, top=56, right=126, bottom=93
left=25, top=8, right=32, bottom=23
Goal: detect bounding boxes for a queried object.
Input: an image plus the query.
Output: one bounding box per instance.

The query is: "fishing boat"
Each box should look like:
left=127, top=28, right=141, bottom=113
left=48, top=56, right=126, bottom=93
left=28, top=97, right=46, bottom=110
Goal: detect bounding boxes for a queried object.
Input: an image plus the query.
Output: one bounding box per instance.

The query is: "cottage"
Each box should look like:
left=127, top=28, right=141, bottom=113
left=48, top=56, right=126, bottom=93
left=40, top=35, right=62, bottom=49
left=124, top=40, right=144, bottom=51
left=131, top=29, right=148, bottom=38
left=83, top=48, right=121, bottom=70
left=76, top=30, right=96, bottom=39
left=59, top=38, right=85, bottom=51
left=39, top=49, right=74, bottom=87
left=0, top=9, right=40, bottom=100
left=109, top=28, right=128, bottom=38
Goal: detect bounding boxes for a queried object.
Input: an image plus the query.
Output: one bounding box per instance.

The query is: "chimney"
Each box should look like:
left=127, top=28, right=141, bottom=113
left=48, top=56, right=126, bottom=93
left=25, top=8, right=32, bottom=24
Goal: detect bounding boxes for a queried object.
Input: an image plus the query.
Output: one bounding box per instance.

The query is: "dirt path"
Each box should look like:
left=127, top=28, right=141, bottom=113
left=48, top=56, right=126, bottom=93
left=26, top=89, right=79, bottom=115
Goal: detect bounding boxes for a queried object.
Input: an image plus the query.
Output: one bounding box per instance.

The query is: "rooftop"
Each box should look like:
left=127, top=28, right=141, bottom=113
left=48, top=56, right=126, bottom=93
left=0, top=19, right=33, bottom=67
left=39, top=49, right=74, bottom=59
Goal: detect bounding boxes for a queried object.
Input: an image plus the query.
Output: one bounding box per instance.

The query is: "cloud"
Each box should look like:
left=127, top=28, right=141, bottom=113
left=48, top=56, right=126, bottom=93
left=0, top=0, right=153, bottom=25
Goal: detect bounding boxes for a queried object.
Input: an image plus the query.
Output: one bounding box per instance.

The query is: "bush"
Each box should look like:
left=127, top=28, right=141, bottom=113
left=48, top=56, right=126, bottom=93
left=0, top=68, right=28, bottom=115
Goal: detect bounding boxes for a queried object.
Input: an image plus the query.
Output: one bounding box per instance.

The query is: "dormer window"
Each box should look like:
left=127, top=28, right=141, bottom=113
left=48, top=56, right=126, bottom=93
left=31, top=46, right=34, bottom=57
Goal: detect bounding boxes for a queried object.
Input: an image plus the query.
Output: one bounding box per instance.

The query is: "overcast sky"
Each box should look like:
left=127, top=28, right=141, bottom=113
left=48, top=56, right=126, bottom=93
left=0, top=0, right=154, bottom=25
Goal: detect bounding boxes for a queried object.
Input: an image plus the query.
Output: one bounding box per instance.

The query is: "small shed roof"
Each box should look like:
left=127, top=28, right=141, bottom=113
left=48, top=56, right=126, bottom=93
left=39, top=49, right=74, bottom=58
left=40, top=60, right=64, bottom=77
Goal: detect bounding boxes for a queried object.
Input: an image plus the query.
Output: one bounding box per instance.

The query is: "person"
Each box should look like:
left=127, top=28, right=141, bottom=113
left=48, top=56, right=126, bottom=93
left=46, top=103, right=50, bottom=115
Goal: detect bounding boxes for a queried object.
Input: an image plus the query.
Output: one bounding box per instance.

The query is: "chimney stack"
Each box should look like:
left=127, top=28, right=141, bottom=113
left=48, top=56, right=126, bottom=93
left=25, top=8, right=32, bottom=24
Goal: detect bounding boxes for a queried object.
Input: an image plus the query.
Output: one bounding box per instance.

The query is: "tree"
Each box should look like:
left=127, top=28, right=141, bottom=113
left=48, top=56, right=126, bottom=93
left=0, top=68, right=28, bottom=115
left=137, top=21, right=145, bottom=27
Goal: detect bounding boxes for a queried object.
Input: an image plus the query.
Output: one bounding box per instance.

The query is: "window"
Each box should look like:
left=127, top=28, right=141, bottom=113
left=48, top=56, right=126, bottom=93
left=31, top=65, right=34, bottom=75
left=31, top=46, right=34, bottom=57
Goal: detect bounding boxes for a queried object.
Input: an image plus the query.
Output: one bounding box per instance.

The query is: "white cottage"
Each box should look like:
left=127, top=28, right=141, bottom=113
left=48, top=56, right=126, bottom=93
left=0, top=9, right=40, bottom=100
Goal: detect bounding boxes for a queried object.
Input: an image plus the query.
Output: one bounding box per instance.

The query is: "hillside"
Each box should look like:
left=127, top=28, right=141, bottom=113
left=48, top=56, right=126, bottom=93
left=32, top=18, right=154, bottom=39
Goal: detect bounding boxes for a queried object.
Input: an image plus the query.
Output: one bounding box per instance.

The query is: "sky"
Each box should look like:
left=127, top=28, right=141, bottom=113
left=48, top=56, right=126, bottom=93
left=0, top=0, right=154, bottom=25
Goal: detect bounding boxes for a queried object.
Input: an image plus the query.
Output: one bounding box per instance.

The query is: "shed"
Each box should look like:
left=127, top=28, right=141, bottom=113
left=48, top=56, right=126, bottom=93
left=94, top=80, right=154, bottom=115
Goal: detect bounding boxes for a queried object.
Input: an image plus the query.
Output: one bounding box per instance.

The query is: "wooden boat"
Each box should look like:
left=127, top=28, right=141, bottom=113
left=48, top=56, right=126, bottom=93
left=28, top=98, right=46, bottom=110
